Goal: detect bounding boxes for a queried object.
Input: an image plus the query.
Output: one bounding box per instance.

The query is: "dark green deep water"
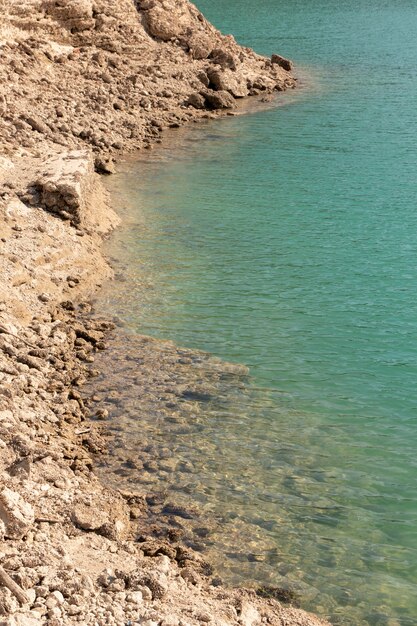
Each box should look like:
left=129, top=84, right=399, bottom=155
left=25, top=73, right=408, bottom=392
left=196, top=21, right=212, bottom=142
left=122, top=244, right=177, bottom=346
left=97, top=2, right=417, bottom=624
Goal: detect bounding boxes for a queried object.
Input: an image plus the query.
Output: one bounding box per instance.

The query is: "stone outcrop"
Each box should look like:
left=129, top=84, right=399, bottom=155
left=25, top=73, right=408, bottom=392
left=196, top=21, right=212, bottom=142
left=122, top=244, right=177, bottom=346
left=32, top=151, right=93, bottom=226
left=0, top=147, right=118, bottom=323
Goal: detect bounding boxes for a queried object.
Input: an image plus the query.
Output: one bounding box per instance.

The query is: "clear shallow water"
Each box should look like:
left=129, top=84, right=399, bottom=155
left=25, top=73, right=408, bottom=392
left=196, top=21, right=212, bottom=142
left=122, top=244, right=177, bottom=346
left=97, top=1, right=417, bottom=624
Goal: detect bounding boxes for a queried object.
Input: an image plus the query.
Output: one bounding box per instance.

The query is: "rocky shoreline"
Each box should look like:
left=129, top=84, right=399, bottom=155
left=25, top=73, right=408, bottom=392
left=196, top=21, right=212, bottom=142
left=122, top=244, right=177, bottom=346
left=0, top=1, right=331, bottom=624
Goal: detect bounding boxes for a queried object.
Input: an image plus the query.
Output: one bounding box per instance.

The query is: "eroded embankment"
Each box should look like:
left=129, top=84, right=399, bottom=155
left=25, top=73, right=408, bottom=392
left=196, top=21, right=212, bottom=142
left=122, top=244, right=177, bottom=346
left=0, top=1, right=331, bottom=624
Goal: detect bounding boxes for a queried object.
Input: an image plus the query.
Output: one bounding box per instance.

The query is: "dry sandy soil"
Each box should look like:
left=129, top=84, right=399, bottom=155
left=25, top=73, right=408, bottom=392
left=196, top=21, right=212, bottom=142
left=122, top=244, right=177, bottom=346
left=0, top=1, right=332, bottom=625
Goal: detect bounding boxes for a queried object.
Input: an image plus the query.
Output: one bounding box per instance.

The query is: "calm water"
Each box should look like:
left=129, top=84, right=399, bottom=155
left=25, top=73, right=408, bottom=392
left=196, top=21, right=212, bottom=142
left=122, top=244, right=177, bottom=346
left=97, top=1, right=417, bottom=624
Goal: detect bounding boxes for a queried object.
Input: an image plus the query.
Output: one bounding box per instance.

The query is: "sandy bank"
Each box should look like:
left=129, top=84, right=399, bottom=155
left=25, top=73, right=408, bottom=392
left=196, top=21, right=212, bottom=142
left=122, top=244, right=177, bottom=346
left=0, top=1, right=331, bottom=624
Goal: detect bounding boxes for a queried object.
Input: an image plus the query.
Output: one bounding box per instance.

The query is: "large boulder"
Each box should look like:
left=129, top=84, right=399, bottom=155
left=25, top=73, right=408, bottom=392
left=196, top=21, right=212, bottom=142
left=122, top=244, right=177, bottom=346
left=209, top=47, right=238, bottom=70
left=187, top=33, right=214, bottom=60
left=140, top=0, right=191, bottom=41
left=186, top=93, right=206, bottom=109
left=206, top=68, right=249, bottom=98
left=203, top=90, right=235, bottom=110
left=140, top=0, right=217, bottom=55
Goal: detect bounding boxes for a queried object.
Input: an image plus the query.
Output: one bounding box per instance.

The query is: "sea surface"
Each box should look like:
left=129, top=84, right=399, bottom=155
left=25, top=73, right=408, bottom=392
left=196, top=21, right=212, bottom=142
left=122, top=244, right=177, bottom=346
left=96, top=1, right=417, bottom=624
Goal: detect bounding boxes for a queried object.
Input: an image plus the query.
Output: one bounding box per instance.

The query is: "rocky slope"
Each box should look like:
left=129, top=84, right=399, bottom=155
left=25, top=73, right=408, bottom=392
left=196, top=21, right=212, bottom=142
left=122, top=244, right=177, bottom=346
left=0, top=0, right=295, bottom=162
left=0, top=1, right=332, bottom=625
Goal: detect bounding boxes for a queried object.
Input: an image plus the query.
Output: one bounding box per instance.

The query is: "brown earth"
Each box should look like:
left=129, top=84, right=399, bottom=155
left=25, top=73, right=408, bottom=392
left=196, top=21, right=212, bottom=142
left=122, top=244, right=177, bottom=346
left=0, top=1, right=333, bottom=625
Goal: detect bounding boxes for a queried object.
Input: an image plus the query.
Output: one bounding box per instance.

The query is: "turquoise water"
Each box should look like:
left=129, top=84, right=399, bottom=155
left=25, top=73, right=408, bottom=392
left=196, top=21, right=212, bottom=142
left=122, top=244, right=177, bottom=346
left=99, top=2, right=417, bottom=624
